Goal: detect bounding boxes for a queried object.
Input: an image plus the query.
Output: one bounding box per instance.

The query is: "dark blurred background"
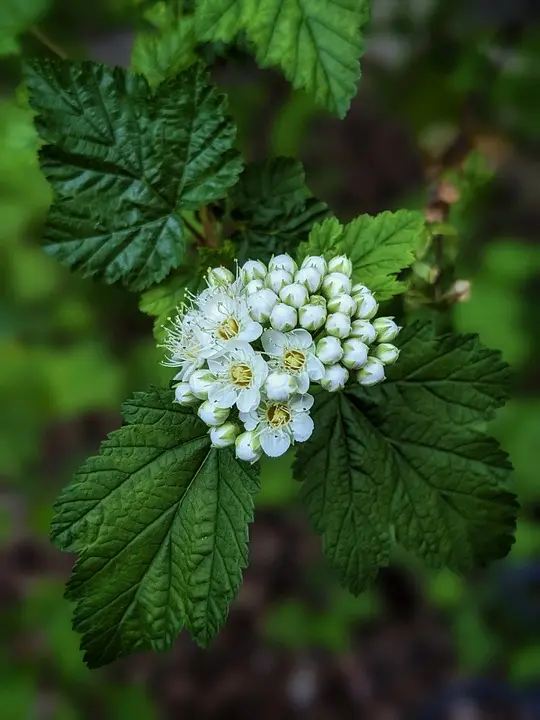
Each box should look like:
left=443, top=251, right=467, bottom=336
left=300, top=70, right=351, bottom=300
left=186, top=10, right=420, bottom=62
left=1, top=0, right=540, bottom=718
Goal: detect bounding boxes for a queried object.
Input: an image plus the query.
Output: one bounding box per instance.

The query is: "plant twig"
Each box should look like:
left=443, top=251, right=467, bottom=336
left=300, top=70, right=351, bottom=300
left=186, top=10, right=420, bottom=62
left=183, top=216, right=206, bottom=246
left=30, top=26, right=68, bottom=59
left=200, top=206, right=219, bottom=248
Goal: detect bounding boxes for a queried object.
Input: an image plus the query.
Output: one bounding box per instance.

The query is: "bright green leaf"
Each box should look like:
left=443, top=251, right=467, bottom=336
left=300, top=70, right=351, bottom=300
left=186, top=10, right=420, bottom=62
left=52, top=388, right=260, bottom=667
left=295, top=322, right=517, bottom=594
left=131, top=15, right=197, bottom=86
left=25, top=59, right=243, bottom=291
left=230, top=157, right=328, bottom=262
left=0, top=0, right=49, bottom=56
left=299, top=210, right=425, bottom=301
left=195, top=0, right=246, bottom=43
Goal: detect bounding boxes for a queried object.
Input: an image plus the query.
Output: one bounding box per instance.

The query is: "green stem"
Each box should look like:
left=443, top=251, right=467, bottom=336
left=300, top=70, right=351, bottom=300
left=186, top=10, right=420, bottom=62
left=30, top=26, right=68, bottom=59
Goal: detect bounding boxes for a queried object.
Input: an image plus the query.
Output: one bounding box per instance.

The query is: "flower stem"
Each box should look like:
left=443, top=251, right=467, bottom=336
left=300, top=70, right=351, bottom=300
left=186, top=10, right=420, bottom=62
left=30, top=26, right=68, bottom=59
left=183, top=216, right=206, bottom=246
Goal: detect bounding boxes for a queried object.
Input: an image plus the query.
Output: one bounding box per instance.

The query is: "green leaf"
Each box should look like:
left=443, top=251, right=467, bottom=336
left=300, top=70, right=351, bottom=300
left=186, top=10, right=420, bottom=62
left=230, top=157, right=328, bottom=263
left=195, top=0, right=246, bottom=43
left=295, top=322, right=517, bottom=594
left=132, top=15, right=197, bottom=86
left=299, top=210, right=426, bottom=301
left=25, top=59, right=243, bottom=291
left=0, top=0, right=49, bottom=56
left=51, top=388, right=260, bottom=667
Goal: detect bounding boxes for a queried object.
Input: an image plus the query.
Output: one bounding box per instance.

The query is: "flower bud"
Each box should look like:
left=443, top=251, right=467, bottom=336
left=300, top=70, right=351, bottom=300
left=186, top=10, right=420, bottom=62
left=235, top=431, right=262, bottom=463
left=321, top=272, right=351, bottom=298
left=279, top=282, right=309, bottom=309
left=198, top=400, right=230, bottom=426
left=301, top=254, right=327, bottom=276
left=309, top=294, right=326, bottom=308
left=351, top=282, right=370, bottom=296
left=242, top=259, right=267, bottom=283
left=325, top=312, right=351, bottom=339
left=265, top=371, right=297, bottom=401
left=328, top=255, right=352, bottom=277
left=295, top=267, right=323, bottom=293
left=298, top=303, right=327, bottom=332
left=320, top=364, right=349, bottom=392
left=349, top=320, right=377, bottom=344
left=357, top=357, right=385, bottom=386
left=372, top=343, right=400, bottom=365
left=354, top=292, right=379, bottom=320
left=327, top=293, right=357, bottom=316
left=245, top=278, right=265, bottom=295
left=269, top=253, right=297, bottom=275
left=189, top=369, right=217, bottom=400
left=270, top=303, right=298, bottom=332
left=247, top=288, right=278, bottom=323
left=174, top=382, right=199, bottom=405
left=316, top=336, right=343, bottom=364
left=207, top=265, right=234, bottom=287
left=341, top=338, right=369, bottom=370
left=372, top=317, right=401, bottom=343
left=266, top=268, right=293, bottom=294
left=210, top=422, right=241, bottom=448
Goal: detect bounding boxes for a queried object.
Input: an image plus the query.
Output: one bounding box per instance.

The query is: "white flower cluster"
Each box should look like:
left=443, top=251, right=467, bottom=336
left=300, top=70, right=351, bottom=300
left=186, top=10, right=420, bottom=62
left=162, top=253, right=401, bottom=462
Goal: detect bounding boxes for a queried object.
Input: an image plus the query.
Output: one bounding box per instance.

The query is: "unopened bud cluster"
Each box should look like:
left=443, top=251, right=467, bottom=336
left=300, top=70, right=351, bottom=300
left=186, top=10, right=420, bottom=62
left=162, top=253, right=401, bottom=462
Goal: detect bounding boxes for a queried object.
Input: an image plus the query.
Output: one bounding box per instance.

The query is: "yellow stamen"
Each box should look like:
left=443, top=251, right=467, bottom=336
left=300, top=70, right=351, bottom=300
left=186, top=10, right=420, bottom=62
left=230, top=363, right=253, bottom=387
left=267, top=404, right=291, bottom=427
left=217, top=317, right=239, bottom=340
left=283, top=349, right=305, bottom=372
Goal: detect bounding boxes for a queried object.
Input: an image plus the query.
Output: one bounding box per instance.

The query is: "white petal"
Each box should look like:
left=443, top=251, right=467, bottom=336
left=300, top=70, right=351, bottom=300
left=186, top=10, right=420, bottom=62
left=260, top=429, right=291, bottom=457
left=287, top=328, right=313, bottom=349
left=291, top=413, right=314, bottom=442
left=306, top=354, right=325, bottom=381
left=296, top=372, right=310, bottom=393
left=208, top=358, right=227, bottom=373
left=240, top=321, right=263, bottom=342
left=236, top=387, right=260, bottom=413
left=261, top=329, right=287, bottom=355
left=208, top=385, right=237, bottom=408
left=253, top=354, right=269, bottom=385
left=291, top=393, right=315, bottom=412
left=240, top=412, right=259, bottom=431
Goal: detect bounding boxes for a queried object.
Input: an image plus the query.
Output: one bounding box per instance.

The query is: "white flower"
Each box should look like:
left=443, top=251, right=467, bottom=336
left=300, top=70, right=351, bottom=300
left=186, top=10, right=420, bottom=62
left=349, top=320, right=377, bottom=344
left=207, top=266, right=235, bottom=287
left=174, top=382, right=198, bottom=405
left=198, top=400, right=230, bottom=426
left=189, top=368, right=217, bottom=400
left=207, top=343, right=268, bottom=412
left=372, top=317, right=401, bottom=343
left=298, top=303, right=327, bottom=332
left=266, top=268, right=293, bottom=294
left=341, top=338, right=369, bottom=370
left=351, top=282, right=370, bottom=296
left=269, top=253, right=297, bottom=275
left=295, top=267, right=323, bottom=293
left=264, top=371, right=297, bottom=401
left=245, top=278, right=265, bottom=295
left=196, top=291, right=263, bottom=357
left=262, top=329, right=324, bottom=393
left=279, top=283, right=309, bottom=309
left=328, top=255, right=352, bottom=276
left=372, top=343, right=400, bottom=365
left=327, top=293, right=357, bottom=316
left=321, top=272, right=351, bottom=298
left=316, top=336, right=343, bottom=364
left=320, top=364, right=349, bottom=392
left=270, top=303, right=298, bottom=332
left=325, top=312, right=351, bottom=339
left=301, top=255, right=327, bottom=276
left=210, top=422, right=241, bottom=448
left=247, top=288, right=279, bottom=323
left=235, top=430, right=262, bottom=463
left=242, top=259, right=267, bottom=283
left=162, top=310, right=206, bottom=381
left=240, top=393, right=314, bottom=457
left=357, top=357, right=385, bottom=386
left=355, top=292, right=379, bottom=320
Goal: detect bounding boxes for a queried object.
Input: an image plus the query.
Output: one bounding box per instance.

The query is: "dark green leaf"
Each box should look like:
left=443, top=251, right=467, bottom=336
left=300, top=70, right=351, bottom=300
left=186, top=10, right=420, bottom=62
left=26, top=59, right=243, bottom=290
left=52, top=387, right=259, bottom=667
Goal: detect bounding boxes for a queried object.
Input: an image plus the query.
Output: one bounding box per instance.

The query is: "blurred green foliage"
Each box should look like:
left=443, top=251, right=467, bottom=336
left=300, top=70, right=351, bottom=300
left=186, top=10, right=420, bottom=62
left=1, top=0, right=539, bottom=713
